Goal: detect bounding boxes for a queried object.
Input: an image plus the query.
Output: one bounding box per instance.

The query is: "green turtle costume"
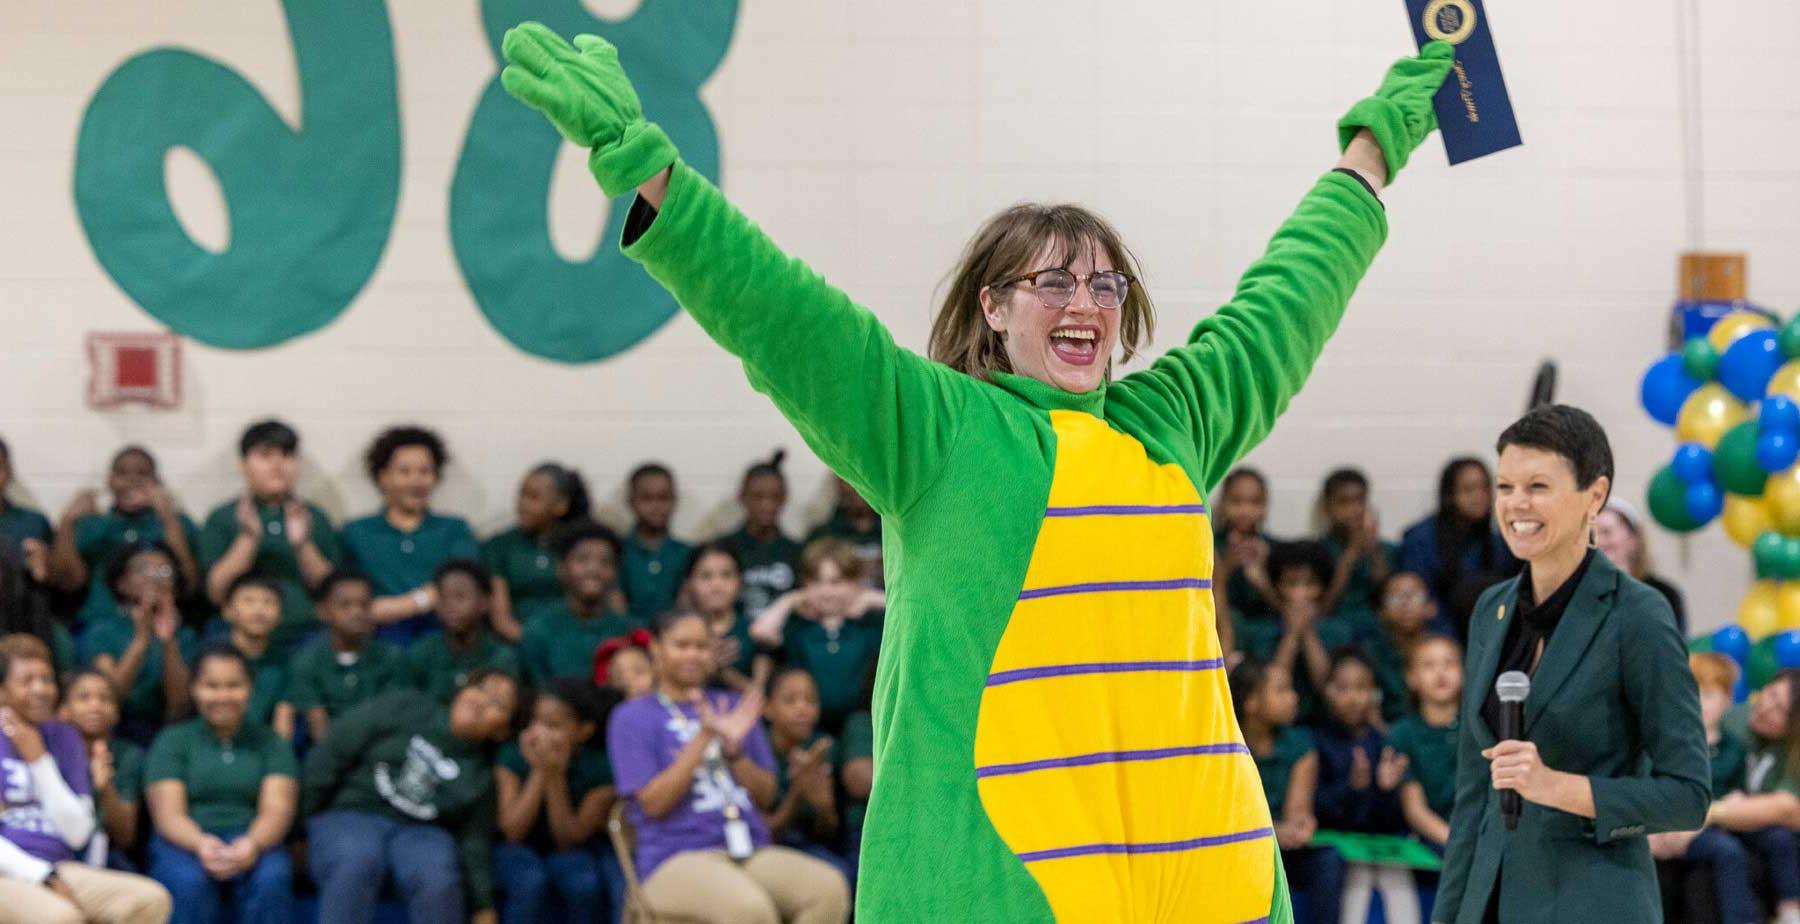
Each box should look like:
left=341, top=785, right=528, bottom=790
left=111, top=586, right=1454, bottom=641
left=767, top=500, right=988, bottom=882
left=501, top=24, right=1452, bottom=923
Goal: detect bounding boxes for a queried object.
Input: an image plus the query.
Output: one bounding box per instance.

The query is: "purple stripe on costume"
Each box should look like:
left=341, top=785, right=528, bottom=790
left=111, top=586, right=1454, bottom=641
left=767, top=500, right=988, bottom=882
left=1017, top=577, right=1211, bottom=600
left=1043, top=503, right=1207, bottom=517
left=975, top=742, right=1249, bottom=778
left=986, top=658, right=1225, bottom=687
left=1016, top=826, right=1275, bottom=863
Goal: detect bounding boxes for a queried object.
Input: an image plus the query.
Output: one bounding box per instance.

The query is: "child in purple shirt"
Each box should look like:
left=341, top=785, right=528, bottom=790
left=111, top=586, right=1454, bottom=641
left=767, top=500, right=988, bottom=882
left=0, top=635, right=168, bottom=923
left=607, top=612, right=847, bottom=923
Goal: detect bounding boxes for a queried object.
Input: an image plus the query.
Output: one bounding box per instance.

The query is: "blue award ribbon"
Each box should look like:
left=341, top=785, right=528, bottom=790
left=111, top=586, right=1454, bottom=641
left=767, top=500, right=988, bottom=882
left=1405, top=0, right=1522, bottom=164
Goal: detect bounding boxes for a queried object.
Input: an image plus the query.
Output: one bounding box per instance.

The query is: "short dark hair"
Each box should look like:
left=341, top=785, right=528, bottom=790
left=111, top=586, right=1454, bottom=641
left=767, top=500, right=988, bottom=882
left=1269, top=540, right=1333, bottom=588
left=364, top=425, right=448, bottom=482
left=1221, top=467, right=1267, bottom=496
left=1322, top=467, right=1368, bottom=498
left=535, top=678, right=606, bottom=727
left=434, top=558, right=493, bottom=589
left=112, top=445, right=157, bottom=475
left=1228, top=657, right=1269, bottom=724
left=224, top=573, right=283, bottom=607
left=239, top=419, right=299, bottom=457
left=1495, top=404, right=1614, bottom=499
left=554, top=520, right=623, bottom=565
left=653, top=609, right=708, bottom=639
left=312, top=569, right=373, bottom=603
left=629, top=463, right=674, bottom=492
left=1326, top=646, right=1376, bottom=683
left=193, top=644, right=252, bottom=683
left=681, top=541, right=741, bottom=586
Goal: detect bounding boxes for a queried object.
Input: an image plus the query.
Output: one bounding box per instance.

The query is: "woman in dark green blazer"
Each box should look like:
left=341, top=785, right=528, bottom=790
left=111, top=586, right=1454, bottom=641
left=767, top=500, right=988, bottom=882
left=1433, top=406, right=1709, bottom=924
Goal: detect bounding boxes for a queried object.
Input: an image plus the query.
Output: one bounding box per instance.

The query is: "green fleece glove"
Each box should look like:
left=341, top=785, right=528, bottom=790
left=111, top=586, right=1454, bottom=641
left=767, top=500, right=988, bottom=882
left=1337, top=40, right=1457, bottom=179
left=500, top=22, right=678, bottom=198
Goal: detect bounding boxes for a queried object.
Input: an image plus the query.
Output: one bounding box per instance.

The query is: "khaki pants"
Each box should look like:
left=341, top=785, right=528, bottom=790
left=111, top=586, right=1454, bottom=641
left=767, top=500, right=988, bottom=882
left=0, top=861, right=172, bottom=924
left=639, top=847, right=849, bottom=924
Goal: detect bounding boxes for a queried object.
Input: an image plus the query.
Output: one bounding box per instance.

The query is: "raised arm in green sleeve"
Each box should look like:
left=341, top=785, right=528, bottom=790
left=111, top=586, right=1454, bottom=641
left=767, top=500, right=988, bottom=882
left=1115, top=170, right=1386, bottom=491
left=619, top=165, right=969, bottom=516
left=299, top=693, right=402, bottom=816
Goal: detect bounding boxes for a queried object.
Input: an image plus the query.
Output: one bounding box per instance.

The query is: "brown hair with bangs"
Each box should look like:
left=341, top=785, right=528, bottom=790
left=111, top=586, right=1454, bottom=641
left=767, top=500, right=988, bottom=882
left=929, top=203, right=1155, bottom=382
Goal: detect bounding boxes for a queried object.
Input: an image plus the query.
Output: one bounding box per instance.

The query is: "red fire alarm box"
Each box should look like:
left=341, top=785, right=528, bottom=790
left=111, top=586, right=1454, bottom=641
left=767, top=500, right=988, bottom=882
left=86, top=332, right=180, bottom=409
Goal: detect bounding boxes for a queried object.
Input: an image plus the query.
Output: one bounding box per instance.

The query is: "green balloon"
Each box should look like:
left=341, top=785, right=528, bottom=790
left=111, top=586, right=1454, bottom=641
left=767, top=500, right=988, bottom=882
left=1715, top=421, right=1769, bottom=496
left=1648, top=466, right=1703, bottom=532
left=1781, top=537, right=1800, bottom=581
left=1781, top=318, right=1800, bottom=359
left=1755, top=531, right=1788, bottom=579
left=1684, top=337, right=1722, bottom=380
left=1688, top=635, right=1717, bottom=654
left=1750, top=636, right=1783, bottom=689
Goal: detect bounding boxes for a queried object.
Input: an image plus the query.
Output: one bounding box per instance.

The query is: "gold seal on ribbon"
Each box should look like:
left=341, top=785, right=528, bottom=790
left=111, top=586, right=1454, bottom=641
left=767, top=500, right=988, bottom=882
left=1422, top=0, right=1478, bottom=45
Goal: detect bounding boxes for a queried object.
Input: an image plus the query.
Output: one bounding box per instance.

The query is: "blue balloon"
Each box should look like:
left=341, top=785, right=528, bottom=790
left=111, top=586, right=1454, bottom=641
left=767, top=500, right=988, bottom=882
left=1765, top=394, right=1800, bottom=435
left=1672, top=443, right=1715, bottom=483
left=1685, top=480, right=1724, bottom=522
left=1775, top=631, right=1800, bottom=669
left=1736, top=674, right=1750, bottom=703
left=1641, top=354, right=1701, bottom=426
left=1761, top=430, right=1800, bottom=473
left=1720, top=330, right=1785, bottom=401
left=1713, top=624, right=1753, bottom=665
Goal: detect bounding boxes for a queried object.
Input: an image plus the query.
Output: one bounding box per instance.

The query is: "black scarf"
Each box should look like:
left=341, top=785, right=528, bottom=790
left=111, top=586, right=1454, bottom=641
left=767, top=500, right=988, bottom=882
left=1480, top=548, right=1596, bottom=734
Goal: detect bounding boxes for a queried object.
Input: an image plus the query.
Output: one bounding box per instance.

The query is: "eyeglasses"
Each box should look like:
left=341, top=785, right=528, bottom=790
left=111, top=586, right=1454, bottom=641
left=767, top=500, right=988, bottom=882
left=990, top=268, right=1134, bottom=310
left=1384, top=591, right=1430, bottom=608
left=130, top=562, right=175, bottom=581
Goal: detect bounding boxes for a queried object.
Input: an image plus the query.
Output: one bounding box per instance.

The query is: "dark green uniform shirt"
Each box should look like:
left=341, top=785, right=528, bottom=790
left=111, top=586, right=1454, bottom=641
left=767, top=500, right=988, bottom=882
left=1253, top=726, right=1316, bottom=820
left=496, top=742, right=613, bottom=852
left=341, top=512, right=480, bottom=640
left=1388, top=713, right=1459, bottom=819
left=481, top=527, right=562, bottom=626
left=78, top=617, right=199, bottom=729
left=407, top=631, right=520, bottom=704
left=112, top=736, right=147, bottom=803
left=198, top=498, right=341, bottom=654
left=300, top=690, right=498, bottom=911
left=0, top=504, right=51, bottom=546
left=780, top=611, right=882, bottom=733
left=145, top=718, right=297, bottom=832
left=284, top=638, right=408, bottom=717
left=519, top=603, right=631, bottom=685
left=620, top=531, right=691, bottom=624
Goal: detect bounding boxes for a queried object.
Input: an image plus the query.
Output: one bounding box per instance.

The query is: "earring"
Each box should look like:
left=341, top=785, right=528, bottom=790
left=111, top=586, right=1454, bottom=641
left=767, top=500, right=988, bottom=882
left=1587, top=516, right=1598, bottom=549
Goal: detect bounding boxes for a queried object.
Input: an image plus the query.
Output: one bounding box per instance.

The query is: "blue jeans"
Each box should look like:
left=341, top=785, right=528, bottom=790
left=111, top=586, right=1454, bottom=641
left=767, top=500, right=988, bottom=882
left=148, top=831, right=293, bottom=924
left=1686, top=827, right=1757, bottom=924
left=494, top=842, right=603, bottom=924
left=1741, top=825, right=1800, bottom=903
left=1283, top=846, right=1346, bottom=924
left=309, top=809, right=463, bottom=924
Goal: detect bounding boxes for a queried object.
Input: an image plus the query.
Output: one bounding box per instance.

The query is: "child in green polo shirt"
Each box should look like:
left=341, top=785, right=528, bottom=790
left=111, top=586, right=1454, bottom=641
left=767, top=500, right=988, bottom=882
left=1390, top=633, right=1462, bottom=849
left=718, top=452, right=802, bottom=621
left=621, top=463, right=692, bottom=626
left=218, top=574, right=294, bottom=739
left=1315, top=468, right=1398, bottom=641
left=495, top=678, right=617, bottom=923
left=749, top=538, right=884, bottom=735
left=1215, top=467, right=1281, bottom=661
left=408, top=560, right=520, bottom=704
left=484, top=463, right=592, bottom=641
left=341, top=426, right=481, bottom=646
left=144, top=646, right=299, bottom=923
left=50, top=446, right=201, bottom=628
left=62, top=668, right=147, bottom=868
left=82, top=541, right=200, bottom=744
left=0, top=435, right=53, bottom=571
left=1230, top=656, right=1345, bottom=924
left=199, top=420, right=341, bottom=657
left=284, top=571, right=407, bottom=743
left=520, top=523, right=632, bottom=685
left=762, top=668, right=848, bottom=880
left=1364, top=571, right=1438, bottom=727
left=681, top=542, right=762, bottom=693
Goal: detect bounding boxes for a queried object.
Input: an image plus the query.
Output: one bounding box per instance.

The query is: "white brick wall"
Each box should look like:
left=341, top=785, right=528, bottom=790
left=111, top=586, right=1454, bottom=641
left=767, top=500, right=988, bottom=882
left=2, top=0, right=1795, bottom=632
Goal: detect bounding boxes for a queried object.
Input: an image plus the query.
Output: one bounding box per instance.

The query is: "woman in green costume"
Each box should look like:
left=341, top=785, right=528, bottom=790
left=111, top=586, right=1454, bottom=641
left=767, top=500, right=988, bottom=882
left=500, top=24, right=1452, bottom=923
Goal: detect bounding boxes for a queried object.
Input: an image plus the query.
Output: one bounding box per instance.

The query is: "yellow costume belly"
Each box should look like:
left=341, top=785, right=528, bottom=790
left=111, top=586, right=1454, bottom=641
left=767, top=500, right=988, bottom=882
left=973, top=411, right=1276, bottom=923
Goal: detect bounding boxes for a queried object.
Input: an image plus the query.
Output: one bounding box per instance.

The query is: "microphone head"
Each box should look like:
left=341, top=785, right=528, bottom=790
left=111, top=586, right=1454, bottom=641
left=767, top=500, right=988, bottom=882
left=1495, top=670, right=1531, bottom=704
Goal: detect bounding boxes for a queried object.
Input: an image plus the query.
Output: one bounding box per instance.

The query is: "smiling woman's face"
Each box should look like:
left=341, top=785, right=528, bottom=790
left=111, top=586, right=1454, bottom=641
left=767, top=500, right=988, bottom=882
left=980, top=239, right=1123, bottom=395
left=1493, top=445, right=1607, bottom=563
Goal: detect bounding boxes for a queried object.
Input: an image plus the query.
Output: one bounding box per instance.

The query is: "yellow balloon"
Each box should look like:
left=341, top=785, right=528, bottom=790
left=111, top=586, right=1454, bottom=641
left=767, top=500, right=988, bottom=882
left=1723, top=493, right=1777, bottom=547
left=1742, top=580, right=1783, bottom=639
left=1769, top=464, right=1800, bottom=535
left=1709, top=312, right=1776, bottom=351
left=1676, top=383, right=1748, bottom=448
left=1767, top=359, right=1800, bottom=405
left=1779, top=583, right=1800, bottom=631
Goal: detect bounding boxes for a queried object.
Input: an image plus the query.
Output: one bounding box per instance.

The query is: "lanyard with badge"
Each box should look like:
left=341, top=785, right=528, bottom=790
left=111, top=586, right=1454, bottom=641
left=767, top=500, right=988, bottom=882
left=656, top=692, right=754, bottom=860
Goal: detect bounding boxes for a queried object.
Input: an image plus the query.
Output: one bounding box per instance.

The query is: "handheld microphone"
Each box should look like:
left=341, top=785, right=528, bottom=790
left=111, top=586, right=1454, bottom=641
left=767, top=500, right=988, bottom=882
left=1495, top=670, right=1531, bottom=831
